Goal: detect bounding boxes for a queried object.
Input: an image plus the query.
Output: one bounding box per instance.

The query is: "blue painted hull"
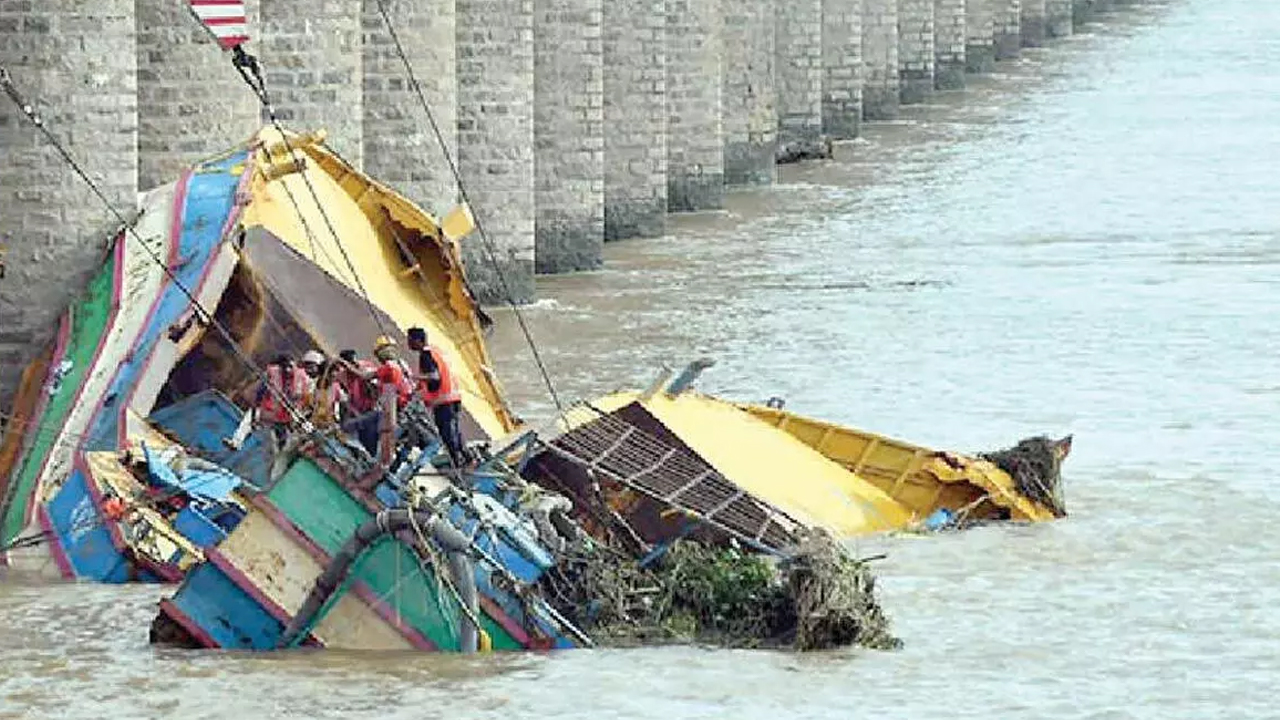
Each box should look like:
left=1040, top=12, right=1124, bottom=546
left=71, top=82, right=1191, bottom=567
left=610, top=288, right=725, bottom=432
left=148, top=390, right=274, bottom=489
left=45, top=469, right=133, bottom=583
left=168, top=561, right=284, bottom=650
left=88, top=152, right=247, bottom=451
left=36, top=152, right=249, bottom=583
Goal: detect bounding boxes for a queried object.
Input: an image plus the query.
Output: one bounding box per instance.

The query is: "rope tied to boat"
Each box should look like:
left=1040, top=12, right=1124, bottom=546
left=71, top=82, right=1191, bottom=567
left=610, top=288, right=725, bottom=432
left=222, top=44, right=395, bottom=342
left=404, top=503, right=488, bottom=648
left=367, top=0, right=565, bottom=413
left=0, top=67, right=317, bottom=435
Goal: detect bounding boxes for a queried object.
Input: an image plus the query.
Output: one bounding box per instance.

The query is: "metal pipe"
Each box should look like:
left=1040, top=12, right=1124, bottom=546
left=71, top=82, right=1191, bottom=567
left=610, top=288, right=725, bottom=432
left=276, top=509, right=479, bottom=652
left=665, top=357, right=716, bottom=396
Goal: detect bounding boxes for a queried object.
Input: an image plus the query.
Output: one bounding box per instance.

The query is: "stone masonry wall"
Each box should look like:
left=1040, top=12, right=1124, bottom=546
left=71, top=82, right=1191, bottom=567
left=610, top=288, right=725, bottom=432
left=361, top=0, right=459, bottom=218
left=1046, top=0, right=1073, bottom=36
left=1021, top=0, right=1047, bottom=46
left=994, top=0, right=1022, bottom=59
left=721, top=0, right=775, bottom=186
left=861, top=0, right=899, bottom=121
left=966, top=0, right=996, bottom=72
left=602, top=0, right=666, bottom=239
left=533, top=0, right=604, bottom=273
left=934, top=0, right=966, bottom=90
left=136, top=0, right=260, bottom=191
left=775, top=0, right=823, bottom=151
left=1072, top=0, right=1104, bottom=27
left=821, top=0, right=862, bottom=139
left=259, top=0, right=362, bottom=163
left=456, top=0, right=536, bottom=302
left=0, top=0, right=138, bottom=411
left=898, top=0, right=935, bottom=105
left=665, top=0, right=723, bottom=212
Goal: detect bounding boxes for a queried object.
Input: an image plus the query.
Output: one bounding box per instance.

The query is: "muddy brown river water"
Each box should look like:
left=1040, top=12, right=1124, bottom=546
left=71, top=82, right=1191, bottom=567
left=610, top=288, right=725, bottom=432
left=3, top=1, right=1279, bottom=717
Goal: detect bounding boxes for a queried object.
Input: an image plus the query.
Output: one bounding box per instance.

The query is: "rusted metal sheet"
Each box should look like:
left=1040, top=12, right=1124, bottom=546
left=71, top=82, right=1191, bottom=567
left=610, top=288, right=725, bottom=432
left=531, top=402, right=804, bottom=555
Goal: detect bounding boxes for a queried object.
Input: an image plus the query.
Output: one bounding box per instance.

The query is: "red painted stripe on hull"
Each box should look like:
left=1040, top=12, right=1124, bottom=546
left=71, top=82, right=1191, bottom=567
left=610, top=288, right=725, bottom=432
left=21, top=238, right=126, bottom=530
left=245, top=494, right=440, bottom=651
left=157, top=598, right=220, bottom=649
left=112, top=172, right=192, bottom=449
left=36, top=505, right=75, bottom=580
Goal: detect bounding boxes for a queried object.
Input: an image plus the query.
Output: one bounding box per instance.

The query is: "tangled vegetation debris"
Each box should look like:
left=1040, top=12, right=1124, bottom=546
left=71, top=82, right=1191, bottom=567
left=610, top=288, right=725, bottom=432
left=539, top=532, right=900, bottom=652
left=980, top=435, right=1070, bottom=517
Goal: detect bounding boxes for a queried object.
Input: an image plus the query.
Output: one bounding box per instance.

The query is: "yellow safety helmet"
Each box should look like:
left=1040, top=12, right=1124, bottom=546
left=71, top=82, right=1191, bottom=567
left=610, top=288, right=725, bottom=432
left=373, top=335, right=397, bottom=351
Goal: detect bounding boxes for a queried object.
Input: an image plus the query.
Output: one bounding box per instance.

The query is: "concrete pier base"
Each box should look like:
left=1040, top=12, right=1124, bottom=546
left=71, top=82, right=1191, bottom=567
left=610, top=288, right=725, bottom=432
left=1073, top=0, right=1107, bottom=26
left=361, top=0, right=458, bottom=216
left=460, top=256, right=536, bottom=309
left=861, top=0, right=899, bottom=121
left=965, top=0, right=997, bottom=73
left=603, top=0, right=666, bottom=240
left=0, top=0, right=138, bottom=409
left=722, top=0, right=776, bottom=185
left=136, top=0, right=259, bottom=191
left=1046, top=0, right=1074, bottom=36
left=457, top=0, right=535, bottom=302
left=1021, top=0, right=1047, bottom=47
left=994, top=0, right=1022, bottom=60
left=821, top=0, right=862, bottom=139
left=933, top=0, right=966, bottom=90
left=898, top=0, right=935, bottom=105
left=776, top=0, right=824, bottom=156
left=533, top=0, right=604, bottom=274
left=261, top=0, right=362, bottom=162
left=666, top=0, right=723, bottom=212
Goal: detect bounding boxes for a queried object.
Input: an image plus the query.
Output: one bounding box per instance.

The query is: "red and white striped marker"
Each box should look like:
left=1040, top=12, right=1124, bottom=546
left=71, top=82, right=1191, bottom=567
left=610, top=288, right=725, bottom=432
left=188, top=0, right=249, bottom=51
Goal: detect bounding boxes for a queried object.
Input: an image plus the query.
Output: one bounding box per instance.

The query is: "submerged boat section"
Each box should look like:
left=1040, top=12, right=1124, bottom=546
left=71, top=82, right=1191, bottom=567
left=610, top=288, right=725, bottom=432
left=0, top=124, right=1071, bottom=658
left=0, top=127, right=519, bottom=581
left=521, top=362, right=1071, bottom=542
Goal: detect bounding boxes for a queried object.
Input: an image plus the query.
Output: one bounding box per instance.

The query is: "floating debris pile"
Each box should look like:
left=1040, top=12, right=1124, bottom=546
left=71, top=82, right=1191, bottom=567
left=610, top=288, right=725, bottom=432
left=539, top=532, right=898, bottom=652
left=0, top=5, right=1074, bottom=660
left=979, top=435, right=1072, bottom=518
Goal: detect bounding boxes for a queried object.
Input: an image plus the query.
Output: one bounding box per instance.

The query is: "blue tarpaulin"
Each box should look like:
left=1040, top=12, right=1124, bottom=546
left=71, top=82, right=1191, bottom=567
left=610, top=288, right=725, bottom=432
left=142, top=442, right=242, bottom=502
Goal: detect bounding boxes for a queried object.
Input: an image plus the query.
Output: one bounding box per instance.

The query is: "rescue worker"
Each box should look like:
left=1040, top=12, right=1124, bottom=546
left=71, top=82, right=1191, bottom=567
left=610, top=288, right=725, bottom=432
left=299, top=349, right=326, bottom=381
left=371, top=336, right=413, bottom=408
left=336, top=349, right=378, bottom=417
left=308, top=359, right=348, bottom=429
left=343, top=336, right=413, bottom=456
left=225, top=354, right=312, bottom=449
left=256, top=354, right=313, bottom=441
left=406, top=327, right=467, bottom=468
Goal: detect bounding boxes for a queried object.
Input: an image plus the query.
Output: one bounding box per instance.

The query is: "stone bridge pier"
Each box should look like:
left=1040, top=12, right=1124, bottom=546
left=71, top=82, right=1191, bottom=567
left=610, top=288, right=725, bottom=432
left=2, top=0, right=1159, bottom=406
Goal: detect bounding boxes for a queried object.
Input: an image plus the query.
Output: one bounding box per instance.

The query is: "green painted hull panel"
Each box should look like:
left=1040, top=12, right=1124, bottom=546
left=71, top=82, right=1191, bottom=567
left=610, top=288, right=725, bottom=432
left=267, top=459, right=521, bottom=650
left=1, top=255, right=117, bottom=544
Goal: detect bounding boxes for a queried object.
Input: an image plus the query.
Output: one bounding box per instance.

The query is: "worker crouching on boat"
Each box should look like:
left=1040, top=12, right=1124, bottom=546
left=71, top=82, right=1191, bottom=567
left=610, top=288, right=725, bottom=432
left=336, top=349, right=378, bottom=416
left=406, top=327, right=468, bottom=468
left=225, top=354, right=314, bottom=450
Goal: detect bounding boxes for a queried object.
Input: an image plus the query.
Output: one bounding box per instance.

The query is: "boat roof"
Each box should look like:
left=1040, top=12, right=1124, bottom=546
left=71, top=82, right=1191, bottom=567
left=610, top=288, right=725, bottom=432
left=577, top=390, right=913, bottom=537
left=239, top=126, right=515, bottom=439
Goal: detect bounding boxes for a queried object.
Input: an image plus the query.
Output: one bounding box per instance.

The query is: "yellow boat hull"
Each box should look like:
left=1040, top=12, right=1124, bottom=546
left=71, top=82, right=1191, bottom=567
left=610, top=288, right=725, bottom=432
left=535, top=375, right=1069, bottom=544
left=740, top=404, right=1066, bottom=523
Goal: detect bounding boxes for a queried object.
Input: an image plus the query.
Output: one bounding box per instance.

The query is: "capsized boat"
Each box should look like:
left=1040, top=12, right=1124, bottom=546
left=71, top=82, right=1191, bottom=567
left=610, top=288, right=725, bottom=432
left=150, top=429, right=592, bottom=652
left=0, top=126, right=514, bottom=580
left=520, top=360, right=1071, bottom=546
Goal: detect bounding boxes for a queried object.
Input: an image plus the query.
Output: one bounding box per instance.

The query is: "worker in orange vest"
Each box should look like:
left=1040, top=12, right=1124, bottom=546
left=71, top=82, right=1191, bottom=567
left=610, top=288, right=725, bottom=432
left=406, top=327, right=467, bottom=468
left=225, top=354, right=313, bottom=450
left=336, top=348, right=379, bottom=417
left=256, top=354, right=313, bottom=440
left=371, top=336, right=414, bottom=408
